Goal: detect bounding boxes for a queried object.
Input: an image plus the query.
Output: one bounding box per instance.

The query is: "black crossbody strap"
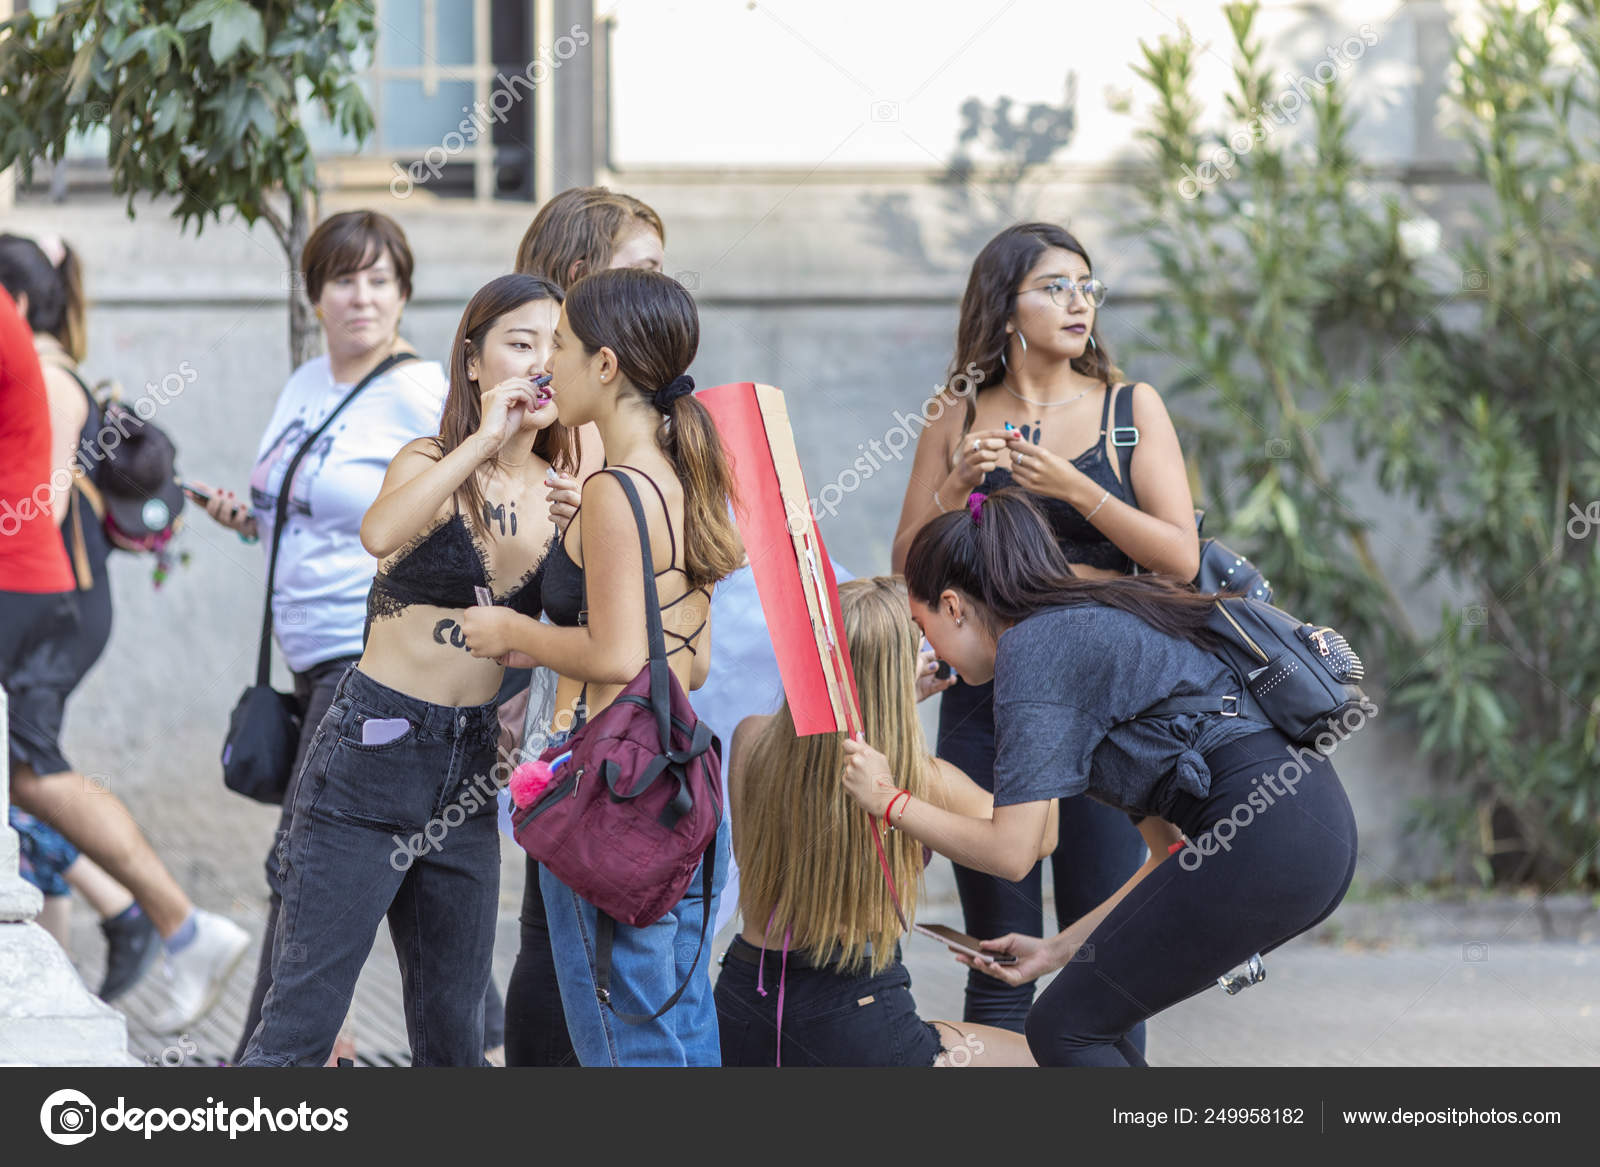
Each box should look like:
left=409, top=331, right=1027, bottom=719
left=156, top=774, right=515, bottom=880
left=585, top=465, right=713, bottom=1030
left=592, top=843, right=716, bottom=1027
left=600, top=468, right=673, bottom=752
left=1112, top=382, right=1138, bottom=503
left=254, top=353, right=417, bottom=685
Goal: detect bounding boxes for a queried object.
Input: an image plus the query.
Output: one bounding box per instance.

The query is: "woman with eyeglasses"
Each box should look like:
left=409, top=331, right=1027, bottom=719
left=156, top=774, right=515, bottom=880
left=888, top=222, right=1201, bottom=1049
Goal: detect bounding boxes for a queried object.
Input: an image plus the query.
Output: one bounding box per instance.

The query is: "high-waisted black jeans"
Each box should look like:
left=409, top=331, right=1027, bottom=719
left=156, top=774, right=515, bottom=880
left=1024, top=727, right=1358, bottom=1067
left=239, top=667, right=502, bottom=1066
left=235, top=657, right=506, bottom=1063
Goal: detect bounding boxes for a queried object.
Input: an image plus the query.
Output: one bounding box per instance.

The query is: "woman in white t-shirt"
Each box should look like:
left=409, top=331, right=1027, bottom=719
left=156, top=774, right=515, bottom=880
left=193, top=210, right=448, bottom=1063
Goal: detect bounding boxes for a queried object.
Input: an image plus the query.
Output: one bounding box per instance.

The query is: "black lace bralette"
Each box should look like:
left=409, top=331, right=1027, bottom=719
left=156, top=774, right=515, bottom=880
left=367, top=510, right=550, bottom=622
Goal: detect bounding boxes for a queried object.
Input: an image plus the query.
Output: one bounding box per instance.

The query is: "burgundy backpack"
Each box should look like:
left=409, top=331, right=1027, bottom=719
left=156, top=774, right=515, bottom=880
left=511, top=468, right=722, bottom=1022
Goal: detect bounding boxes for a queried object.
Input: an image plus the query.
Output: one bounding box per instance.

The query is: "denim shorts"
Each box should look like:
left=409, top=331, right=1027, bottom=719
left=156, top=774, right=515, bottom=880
left=11, top=808, right=78, bottom=896
left=714, top=936, right=944, bottom=1067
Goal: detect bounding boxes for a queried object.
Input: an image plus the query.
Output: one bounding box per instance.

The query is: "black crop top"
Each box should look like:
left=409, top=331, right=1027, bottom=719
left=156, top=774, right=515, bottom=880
left=980, top=383, right=1136, bottom=574
left=367, top=504, right=550, bottom=623
left=541, top=465, right=707, bottom=658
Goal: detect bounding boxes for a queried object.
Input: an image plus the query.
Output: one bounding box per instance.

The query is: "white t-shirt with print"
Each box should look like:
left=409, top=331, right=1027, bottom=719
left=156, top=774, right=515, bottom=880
left=249, top=355, right=447, bottom=673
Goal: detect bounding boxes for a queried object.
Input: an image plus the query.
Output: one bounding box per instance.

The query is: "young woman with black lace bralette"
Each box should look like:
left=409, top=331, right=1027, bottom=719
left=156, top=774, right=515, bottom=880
left=239, top=274, right=575, bottom=1066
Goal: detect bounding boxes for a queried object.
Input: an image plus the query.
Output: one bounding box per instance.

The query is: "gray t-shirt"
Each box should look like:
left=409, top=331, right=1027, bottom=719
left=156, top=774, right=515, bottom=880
left=991, top=605, right=1273, bottom=815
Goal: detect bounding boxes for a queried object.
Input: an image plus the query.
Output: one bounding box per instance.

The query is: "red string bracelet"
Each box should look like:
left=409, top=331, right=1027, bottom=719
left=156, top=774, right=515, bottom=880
left=882, top=790, right=907, bottom=828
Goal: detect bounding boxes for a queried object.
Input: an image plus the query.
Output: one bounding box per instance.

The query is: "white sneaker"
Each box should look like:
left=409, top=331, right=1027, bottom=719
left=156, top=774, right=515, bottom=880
left=148, top=910, right=251, bottom=1033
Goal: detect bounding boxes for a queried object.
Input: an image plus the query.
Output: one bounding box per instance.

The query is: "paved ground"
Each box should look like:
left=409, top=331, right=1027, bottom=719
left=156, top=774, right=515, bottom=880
left=33, top=735, right=1599, bottom=1066
left=67, top=856, right=1600, bottom=1067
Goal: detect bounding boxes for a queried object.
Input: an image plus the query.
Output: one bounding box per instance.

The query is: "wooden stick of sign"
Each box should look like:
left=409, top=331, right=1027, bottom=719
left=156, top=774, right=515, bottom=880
left=697, top=382, right=860, bottom=737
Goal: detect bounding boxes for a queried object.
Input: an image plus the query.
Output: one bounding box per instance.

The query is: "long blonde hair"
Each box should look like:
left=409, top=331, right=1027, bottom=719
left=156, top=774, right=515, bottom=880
left=739, top=576, right=933, bottom=974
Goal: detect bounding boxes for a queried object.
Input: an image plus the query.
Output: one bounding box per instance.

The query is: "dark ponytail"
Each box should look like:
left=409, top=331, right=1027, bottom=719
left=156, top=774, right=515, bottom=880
left=565, top=269, right=743, bottom=588
left=904, top=488, right=1220, bottom=649
left=655, top=378, right=744, bottom=588
left=0, top=233, right=86, bottom=362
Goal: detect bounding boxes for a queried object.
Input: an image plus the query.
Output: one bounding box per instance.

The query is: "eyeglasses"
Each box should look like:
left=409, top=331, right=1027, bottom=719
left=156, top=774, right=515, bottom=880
left=1019, top=276, right=1108, bottom=309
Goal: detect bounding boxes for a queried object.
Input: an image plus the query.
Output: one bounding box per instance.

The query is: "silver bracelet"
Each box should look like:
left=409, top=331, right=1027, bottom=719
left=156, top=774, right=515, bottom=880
left=932, top=486, right=949, bottom=513
left=1084, top=488, right=1111, bottom=521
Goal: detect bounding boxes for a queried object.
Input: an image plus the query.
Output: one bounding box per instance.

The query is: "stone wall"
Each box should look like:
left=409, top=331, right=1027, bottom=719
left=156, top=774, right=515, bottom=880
left=0, top=0, right=1489, bottom=887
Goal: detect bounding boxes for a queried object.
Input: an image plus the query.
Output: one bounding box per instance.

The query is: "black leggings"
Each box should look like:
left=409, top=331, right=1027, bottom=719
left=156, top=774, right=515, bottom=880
left=939, top=678, right=1148, bottom=1050
left=504, top=855, right=577, bottom=1066
left=1024, top=728, right=1357, bottom=1066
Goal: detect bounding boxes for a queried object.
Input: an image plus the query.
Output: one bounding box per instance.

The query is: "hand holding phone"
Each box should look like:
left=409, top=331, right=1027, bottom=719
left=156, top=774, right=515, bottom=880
left=913, top=923, right=1017, bottom=964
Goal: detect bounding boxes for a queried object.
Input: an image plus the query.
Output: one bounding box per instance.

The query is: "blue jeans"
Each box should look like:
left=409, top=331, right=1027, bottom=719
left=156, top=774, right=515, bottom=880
left=240, top=667, right=502, bottom=1067
left=540, top=812, right=730, bottom=1066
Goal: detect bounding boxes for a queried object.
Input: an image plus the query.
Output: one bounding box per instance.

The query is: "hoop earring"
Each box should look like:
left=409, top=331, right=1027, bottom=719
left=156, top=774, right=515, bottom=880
left=1018, top=331, right=1028, bottom=354
left=1088, top=334, right=1098, bottom=352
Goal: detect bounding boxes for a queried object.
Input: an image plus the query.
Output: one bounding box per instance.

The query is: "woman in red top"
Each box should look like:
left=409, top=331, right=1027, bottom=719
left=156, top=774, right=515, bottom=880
left=0, top=285, right=74, bottom=596
left=0, top=272, right=248, bottom=1035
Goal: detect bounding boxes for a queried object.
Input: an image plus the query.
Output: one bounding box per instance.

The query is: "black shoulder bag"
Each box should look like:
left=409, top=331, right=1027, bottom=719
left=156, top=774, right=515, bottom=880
left=222, top=353, right=416, bottom=804
left=1138, top=593, right=1369, bottom=746
left=1112, top=384, right=1273, bottom=602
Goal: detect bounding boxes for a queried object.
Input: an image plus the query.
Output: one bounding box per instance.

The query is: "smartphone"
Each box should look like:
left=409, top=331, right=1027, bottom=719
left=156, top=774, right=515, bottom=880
left=181, top=481, right=212, bottom=505
left=913, top=923, right=1016, bottom=964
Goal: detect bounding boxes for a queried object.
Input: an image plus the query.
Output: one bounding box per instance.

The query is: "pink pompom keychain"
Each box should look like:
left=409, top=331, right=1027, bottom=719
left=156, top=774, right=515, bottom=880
left=509, top=760, right=553, bottom=808
left=508, top=749, right=573, bottom=809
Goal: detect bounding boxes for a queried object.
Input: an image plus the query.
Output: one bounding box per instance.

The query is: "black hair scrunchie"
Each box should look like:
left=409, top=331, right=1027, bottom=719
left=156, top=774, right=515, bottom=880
left=652, top=373, right=695, bottom=413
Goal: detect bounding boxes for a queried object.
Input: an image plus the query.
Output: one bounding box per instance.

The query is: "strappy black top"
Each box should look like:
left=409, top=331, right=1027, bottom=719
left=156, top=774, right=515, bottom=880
left=541, top=464, right=707, bottom=658
left=366, top=500, right=549, bottom=622
left=979, top=383, right=1136, bottom=574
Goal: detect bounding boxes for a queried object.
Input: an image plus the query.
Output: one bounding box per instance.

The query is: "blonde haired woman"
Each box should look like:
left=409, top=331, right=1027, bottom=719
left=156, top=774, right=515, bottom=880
left=715, top=577, right=1048, bottom=1066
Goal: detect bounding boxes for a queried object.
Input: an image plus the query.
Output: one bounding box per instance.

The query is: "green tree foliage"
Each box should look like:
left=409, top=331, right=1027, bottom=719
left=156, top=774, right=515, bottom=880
left=0, top=0, right=378, bottom=364
left=1128, top=2, right=1429, bottom=654
left=1393, top=0, right=1600, bottom=886
left=1129, top=0, right=1600, bottom=886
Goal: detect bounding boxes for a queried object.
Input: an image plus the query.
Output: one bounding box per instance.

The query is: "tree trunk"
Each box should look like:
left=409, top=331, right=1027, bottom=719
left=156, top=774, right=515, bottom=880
left=286, top=189, right=321, bottom=370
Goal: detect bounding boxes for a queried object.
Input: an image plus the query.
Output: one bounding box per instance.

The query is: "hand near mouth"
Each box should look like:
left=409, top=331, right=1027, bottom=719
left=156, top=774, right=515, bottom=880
left=474, top=377, right=544, bottom=457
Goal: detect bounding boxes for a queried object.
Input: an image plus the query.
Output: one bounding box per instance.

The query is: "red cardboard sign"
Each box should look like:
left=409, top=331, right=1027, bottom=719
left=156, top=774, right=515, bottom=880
left=699, top=382, right=860, bottom=737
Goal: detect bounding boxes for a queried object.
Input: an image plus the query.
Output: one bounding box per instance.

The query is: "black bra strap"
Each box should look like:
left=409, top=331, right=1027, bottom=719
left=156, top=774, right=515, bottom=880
left=257, top=352, right=417, bottom=685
